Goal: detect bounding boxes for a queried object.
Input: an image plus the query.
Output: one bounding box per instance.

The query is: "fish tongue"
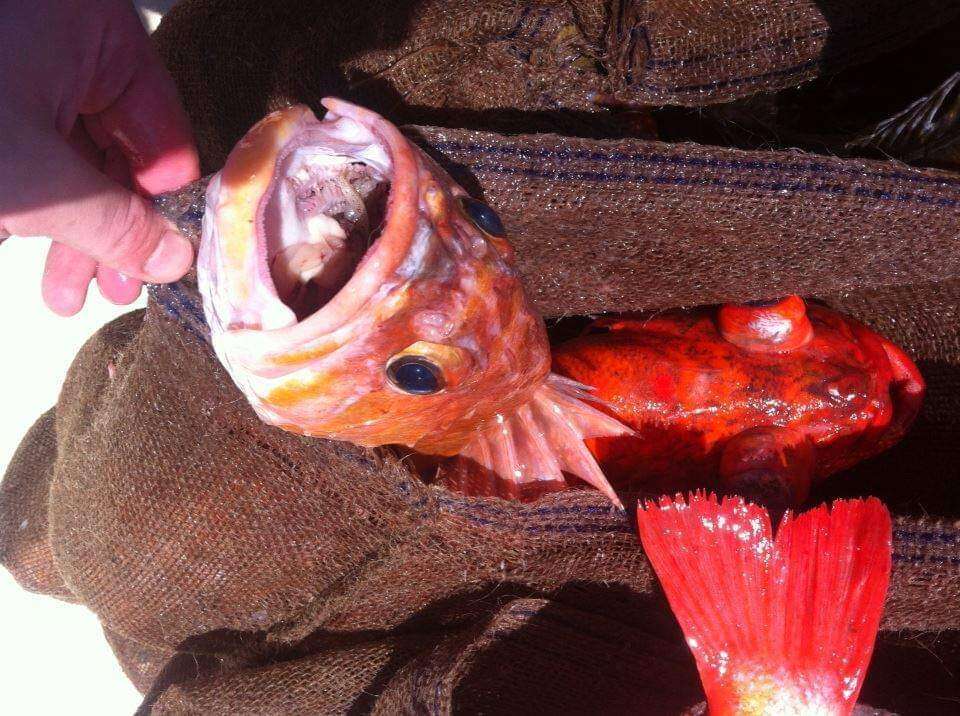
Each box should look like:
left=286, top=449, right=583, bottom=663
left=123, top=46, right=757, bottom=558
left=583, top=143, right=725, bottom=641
left=636, top=493, right=892, bottom=716
left=269, top=212, right=361, bottom=317
left=270, top=243, right=324, bottom=305
left=446, top=374, right=629, bottom=506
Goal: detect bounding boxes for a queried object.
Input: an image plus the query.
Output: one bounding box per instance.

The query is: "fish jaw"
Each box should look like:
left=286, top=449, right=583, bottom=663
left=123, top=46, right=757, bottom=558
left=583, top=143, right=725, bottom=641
left=198, top=100, right=418, bottom=432
left=199, top=101, right=411, bottom=342
left=198, top=106, right=309, bottom=337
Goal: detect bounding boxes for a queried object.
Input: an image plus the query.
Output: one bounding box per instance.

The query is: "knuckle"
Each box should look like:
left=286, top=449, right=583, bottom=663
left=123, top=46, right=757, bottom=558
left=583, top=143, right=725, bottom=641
left=97, top=195, right=157, bottom=266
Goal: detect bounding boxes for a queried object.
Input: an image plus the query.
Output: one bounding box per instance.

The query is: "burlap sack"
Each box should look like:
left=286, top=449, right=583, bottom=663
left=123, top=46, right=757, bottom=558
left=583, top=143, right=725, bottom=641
left=154, top=0, right=960, bottom=172
left=2, top=1, right=960, bottom=713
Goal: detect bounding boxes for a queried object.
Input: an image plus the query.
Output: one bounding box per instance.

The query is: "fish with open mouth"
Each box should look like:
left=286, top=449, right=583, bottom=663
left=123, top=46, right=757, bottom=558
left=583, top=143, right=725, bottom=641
left=197, top=98, right=630, bottom=505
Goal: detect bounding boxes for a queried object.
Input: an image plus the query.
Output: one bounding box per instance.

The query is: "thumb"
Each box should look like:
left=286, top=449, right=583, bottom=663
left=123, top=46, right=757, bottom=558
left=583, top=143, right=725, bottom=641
left=0, top=130, right=193, bottom=283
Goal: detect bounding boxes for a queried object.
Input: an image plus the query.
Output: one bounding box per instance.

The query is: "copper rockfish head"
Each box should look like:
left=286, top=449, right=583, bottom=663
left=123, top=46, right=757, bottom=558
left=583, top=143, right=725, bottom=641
left=198, top=98, right=627, bottom=504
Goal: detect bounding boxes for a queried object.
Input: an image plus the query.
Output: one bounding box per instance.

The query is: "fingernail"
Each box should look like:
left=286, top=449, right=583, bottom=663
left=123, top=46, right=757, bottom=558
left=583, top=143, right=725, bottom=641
left=143, top=231, right=193, bottom=282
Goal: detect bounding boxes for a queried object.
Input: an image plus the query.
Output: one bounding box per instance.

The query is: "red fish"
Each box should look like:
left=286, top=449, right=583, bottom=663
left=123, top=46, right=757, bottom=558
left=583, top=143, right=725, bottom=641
left=552, top=296, right=924, bottom=510
left=637, top=493, right=892, bottom=715
left=197, top=99, right=629, bottom=504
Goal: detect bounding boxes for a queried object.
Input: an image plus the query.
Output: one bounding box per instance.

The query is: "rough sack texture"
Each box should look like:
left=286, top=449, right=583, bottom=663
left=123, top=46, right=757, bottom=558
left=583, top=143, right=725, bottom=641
left=154, top=0, right=960, bottom=172
left=3, top=1, right=960, bottom=714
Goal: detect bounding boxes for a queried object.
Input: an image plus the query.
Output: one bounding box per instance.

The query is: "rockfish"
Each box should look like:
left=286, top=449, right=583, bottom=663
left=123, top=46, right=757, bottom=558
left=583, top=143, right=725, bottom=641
left=197, top=98, right=628, bottom=505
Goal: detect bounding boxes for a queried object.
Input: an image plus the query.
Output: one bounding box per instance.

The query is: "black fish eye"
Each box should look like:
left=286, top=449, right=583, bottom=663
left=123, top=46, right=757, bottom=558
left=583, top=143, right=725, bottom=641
left=386, top=355, right=444, bottom=395
left=458, top=196, right=505, bottom=237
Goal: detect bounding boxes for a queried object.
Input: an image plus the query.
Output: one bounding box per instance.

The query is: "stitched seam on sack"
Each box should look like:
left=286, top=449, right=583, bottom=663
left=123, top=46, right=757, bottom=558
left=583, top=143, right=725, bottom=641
left=267, top=522, right=434, bottom=642
left=430, top=140, right=960, bottom=188
left=637, top=4, right=959, bottom=70
left=641, top=22, right=922, bottom=83
left=437, top=495, right=630, bottom=531
left=644, top=28, right=828, bottom=69
left=641, top=60, right=819, bottom=95
left=461, top=161, right=960, bottom=208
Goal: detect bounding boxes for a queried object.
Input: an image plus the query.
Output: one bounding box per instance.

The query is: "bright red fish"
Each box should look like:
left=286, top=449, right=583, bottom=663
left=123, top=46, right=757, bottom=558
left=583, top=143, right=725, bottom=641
left=552, top=296, right=924, bottom=510
left=637, top=493, right=892, bottom=716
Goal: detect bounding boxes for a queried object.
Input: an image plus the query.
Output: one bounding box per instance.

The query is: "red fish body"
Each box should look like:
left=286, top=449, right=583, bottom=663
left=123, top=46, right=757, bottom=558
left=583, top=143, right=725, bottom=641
left=553, top=297, right=924, bottom=508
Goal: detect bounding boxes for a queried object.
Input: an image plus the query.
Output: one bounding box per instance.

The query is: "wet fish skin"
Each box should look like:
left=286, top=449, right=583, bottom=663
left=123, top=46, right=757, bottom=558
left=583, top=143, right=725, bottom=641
left=196, top=99, right=629, bottom=504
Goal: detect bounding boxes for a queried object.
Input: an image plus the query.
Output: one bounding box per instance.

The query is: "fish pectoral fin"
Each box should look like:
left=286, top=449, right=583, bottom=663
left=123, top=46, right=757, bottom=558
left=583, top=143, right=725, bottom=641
left=441, top=374, right=628, bottom=507
left=719, top=425, right=815, bottom=514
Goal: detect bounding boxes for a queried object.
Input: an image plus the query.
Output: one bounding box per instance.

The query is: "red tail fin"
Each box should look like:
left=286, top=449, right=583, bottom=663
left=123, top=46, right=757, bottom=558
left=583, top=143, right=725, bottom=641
left=636, top=493, right=891, bottom=716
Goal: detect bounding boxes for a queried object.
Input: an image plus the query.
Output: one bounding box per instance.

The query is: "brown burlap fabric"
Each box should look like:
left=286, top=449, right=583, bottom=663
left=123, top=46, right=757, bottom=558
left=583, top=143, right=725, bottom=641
left=154, top=0, right=960, bottom=173
left=2, top=1, right=960, bottom=713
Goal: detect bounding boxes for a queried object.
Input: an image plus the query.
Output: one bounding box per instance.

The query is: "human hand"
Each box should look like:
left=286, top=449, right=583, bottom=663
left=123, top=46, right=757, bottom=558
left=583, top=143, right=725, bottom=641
left=0, top=0, right=200, bottom=315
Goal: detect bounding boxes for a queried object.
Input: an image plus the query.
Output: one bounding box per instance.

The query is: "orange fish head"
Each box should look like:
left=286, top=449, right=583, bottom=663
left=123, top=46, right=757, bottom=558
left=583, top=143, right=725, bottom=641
left=198, top=99, right=551, bottom=456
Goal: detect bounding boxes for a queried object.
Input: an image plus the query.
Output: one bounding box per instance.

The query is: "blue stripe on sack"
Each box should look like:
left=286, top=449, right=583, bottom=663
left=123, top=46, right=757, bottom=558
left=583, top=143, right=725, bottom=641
left=445, top=160, right=958, bottom=209
left=450, top=513, right=958, bottom=565
left=149, top=284, right=210, bottom=344
left=894, top=528, right=960, bottom=545
left=430, top=140, right=960, bottom=189
left=168, top=282, right=208, bottom=328
left=639, top=60, right=819, bottom=95
left=149, top=286, right=196, bottom=338
left=438, top=495, right=623, bottom=518
left=439, top=495, right=960, bottom=564
left=461, top=514, right=632, bottom=535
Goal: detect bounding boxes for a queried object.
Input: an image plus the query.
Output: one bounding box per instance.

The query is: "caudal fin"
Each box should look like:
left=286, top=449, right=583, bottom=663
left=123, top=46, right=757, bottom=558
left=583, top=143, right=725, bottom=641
left=442, top=373, right=630, bottom=506
left=636, top=493, right=891, bottom=716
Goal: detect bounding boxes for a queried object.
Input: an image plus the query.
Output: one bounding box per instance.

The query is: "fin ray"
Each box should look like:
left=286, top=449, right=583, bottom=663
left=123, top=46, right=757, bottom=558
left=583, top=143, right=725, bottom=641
left=636, top=493, right=891, bottom=716
left=446, top=373, right=629, bottom=505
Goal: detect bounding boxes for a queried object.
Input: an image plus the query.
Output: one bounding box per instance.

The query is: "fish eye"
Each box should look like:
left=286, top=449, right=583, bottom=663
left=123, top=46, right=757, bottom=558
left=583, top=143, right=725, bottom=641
left=458, top=196, right=505, bottom=238
left=386, top=355, right=444, bottom=395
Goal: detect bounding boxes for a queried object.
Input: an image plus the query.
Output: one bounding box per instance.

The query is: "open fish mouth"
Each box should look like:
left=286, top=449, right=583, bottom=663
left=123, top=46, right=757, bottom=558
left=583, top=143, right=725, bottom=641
left=265, top=156, right=389, bottom=321
left=199, top=99, right=422, bottom=346
left=199, top=99, right=628, bottom=505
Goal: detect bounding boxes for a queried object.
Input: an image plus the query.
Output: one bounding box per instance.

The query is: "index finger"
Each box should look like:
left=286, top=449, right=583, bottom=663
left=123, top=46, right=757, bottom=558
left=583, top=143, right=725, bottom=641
left=81, top=4, right=200, bottom=196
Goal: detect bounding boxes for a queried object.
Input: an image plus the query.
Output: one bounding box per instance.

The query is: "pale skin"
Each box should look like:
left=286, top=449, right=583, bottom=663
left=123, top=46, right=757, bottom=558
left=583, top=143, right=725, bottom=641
left=0, top=0, right=199, bottom=315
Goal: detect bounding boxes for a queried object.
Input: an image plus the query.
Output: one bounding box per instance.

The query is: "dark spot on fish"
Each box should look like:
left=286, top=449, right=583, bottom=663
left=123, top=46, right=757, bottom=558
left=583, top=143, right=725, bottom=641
left=387, top=356, right=444, bottom=395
